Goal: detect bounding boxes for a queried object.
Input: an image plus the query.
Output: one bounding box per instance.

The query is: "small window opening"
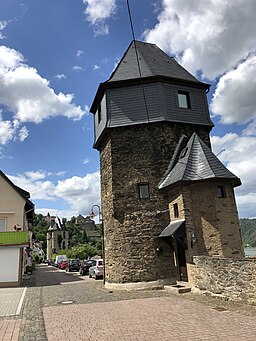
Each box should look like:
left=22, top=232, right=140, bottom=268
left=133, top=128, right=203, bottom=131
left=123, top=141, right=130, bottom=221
left=179, top=147, right=188, bottom=159
left=178, top=91, right=191, bottom=109
left=138, top=183, right=150, bottom=199
left=216, top=185, right=226, bottom=198
left=0, top=218, right=6, bottom=232
left=173, top=203, right=179, bottom=218
left=98, top=104, right=102, bottom=124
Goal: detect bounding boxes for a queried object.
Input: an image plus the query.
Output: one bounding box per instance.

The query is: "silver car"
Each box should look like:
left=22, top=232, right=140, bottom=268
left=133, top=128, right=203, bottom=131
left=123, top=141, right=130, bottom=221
left=88, top=259, right=104, bottom=280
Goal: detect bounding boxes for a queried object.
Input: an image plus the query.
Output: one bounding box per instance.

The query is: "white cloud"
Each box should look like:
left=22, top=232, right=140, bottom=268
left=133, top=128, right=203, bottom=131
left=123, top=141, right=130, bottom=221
left=18, top=126, right=29, bottom=141
left=8, top=173, right=56, bottom=201
left=211, top=132, right=256, bottom=218
left=83, top=0, right=116, bottom=35
left=83, top=0, right=116, bottom=24
left=0, top=45, right=85, bottom=127
left=8, top=171, right=101, bottom=217
left=82, top=157, right=90, bottom=165
left=143, top=0, right=256, bottom=80
left=55, top=74, right=66, bottom=80
left=25, top=171, right=47, bottom=181
left=0, top=111, right=28, bottom=145
left=0, top=20, right=9, bottom=39
left=210, top=55, right=256, bottom=124
left=93, top=64, right=100, bottom=70
left=72, top=65, right=84, bottom=72
left=76, top=50, right=83, bottom=58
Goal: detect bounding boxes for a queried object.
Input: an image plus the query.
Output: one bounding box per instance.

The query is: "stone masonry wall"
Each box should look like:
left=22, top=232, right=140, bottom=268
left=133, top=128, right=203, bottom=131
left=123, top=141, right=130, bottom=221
left=99, top=121, right=211, bottom=284
left=190, top=256, right=256, bottom=304
left=182, top=181, right=244, bottom=259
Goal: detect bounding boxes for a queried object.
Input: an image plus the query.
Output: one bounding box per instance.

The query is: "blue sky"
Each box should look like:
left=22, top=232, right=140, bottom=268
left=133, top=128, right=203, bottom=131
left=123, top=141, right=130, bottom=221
left=0, top=0, right=256, bottom=219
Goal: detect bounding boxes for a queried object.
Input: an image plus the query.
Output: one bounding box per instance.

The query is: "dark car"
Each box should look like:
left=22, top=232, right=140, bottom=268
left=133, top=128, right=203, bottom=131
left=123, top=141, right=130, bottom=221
left=66, top=259, right=81, bottom=272
left=79, top=259, right=97, bottom=276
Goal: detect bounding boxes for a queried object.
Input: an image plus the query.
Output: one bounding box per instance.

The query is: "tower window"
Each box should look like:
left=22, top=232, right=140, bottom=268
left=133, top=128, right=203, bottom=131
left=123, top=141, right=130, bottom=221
left=138, top=183, right=150, bottom=199
left=173, top=203, right=179, bottom=218
left=98, top=104, right=102, bottom=124
left=178, top=91, right=191, bottom=109
left=216, top=185, right=226, bottom=198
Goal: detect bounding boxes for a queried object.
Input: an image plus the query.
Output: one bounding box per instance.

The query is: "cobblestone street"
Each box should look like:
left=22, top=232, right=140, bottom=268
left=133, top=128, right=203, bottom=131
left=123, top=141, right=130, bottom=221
left=1, top=264, right=256, bottom=340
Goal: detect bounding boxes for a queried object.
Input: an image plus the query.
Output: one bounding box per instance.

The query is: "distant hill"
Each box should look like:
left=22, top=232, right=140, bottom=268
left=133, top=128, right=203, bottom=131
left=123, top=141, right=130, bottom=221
left=240, top=218, right=256, bottom=247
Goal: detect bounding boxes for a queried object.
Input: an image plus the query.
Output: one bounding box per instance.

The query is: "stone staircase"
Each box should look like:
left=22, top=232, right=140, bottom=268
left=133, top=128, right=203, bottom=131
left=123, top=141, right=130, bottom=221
left=164, top=281, right=191, bottom=294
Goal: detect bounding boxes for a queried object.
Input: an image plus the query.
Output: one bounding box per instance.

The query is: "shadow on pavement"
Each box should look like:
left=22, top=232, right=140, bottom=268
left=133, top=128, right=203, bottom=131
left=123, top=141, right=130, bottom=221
left=23, top=264, right=86, bottom=287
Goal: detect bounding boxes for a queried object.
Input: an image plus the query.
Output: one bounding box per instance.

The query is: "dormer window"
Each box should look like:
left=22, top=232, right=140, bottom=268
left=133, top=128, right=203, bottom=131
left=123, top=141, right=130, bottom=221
left=178, top=91, right=191, bottom=109
left=98, top=104, right=102, bottom=124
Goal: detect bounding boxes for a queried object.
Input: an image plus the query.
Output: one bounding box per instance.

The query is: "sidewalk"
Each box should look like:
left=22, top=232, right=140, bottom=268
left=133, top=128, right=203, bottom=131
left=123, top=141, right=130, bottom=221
left=43, top=295, right=256, bottom=341
left=0, top=287, right=26, bottom=341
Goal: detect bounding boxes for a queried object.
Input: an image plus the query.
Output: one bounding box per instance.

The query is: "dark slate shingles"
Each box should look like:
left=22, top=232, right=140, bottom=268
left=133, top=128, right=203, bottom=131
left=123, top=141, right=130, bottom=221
left=108, top=41, right=205, bottom=85
left=159, top=133, right=241, bottom=189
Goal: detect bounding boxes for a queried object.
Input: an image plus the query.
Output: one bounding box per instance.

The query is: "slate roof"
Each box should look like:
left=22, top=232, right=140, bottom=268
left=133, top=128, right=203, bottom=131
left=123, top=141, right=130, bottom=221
left=90, top=40, right=210, bottom=114
left=159, top=133, right=241, bottom=189
left=159, top=219, right=185, bottom=238
left=108, top=41, right=207, bottom=86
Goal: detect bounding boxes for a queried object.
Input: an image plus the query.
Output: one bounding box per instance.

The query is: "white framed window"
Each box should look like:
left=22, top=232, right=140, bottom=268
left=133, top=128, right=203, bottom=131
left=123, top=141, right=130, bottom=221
left=0, top=218, right=6, bottom=232
left=178, top=91, right=191, bottom=109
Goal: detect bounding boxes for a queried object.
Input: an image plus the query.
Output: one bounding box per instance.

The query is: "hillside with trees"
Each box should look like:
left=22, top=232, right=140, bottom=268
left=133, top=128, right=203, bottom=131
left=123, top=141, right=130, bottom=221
left=240, top=218, right=256, bottom=247
left=33, top=214, right=102, bottom=258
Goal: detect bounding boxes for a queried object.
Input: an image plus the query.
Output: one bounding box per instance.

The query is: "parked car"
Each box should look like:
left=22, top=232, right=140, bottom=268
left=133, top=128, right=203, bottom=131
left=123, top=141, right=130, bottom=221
left=55, top=255, right=67, bottom=268
left=66, top=259, right=81, bottom=272
left=60, top=260, right=67, bottom=270
left=79, top=259, right=97, bottom=276
left=88, top=259, right=104, bottom=280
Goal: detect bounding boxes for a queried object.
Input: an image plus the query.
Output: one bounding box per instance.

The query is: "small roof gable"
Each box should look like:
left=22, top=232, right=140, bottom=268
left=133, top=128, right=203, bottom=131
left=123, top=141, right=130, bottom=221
left=108, top=41, right=205, bottom=85
left=159, top=133, right=241, bottom=189
left=0, top=170, right=34, bottom=210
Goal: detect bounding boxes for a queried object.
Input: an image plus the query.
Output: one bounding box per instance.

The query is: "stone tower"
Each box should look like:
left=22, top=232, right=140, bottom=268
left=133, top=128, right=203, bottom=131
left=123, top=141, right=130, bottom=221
left=46, top=216, right=69, bottom=260
left=90, top=41, right=242, bottom=289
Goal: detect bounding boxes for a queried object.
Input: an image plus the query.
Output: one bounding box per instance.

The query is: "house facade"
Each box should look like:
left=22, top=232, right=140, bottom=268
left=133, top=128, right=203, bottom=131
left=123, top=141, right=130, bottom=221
left=90, top=41, right=244, bottom=290
left=0, top=170, right=34, bottom=286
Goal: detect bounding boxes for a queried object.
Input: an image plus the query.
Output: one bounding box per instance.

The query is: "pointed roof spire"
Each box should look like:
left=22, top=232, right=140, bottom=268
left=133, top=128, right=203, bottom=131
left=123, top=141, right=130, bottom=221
left=107, top=41, right=207, bottom=86
left=159, top=133, right=241, bottom=189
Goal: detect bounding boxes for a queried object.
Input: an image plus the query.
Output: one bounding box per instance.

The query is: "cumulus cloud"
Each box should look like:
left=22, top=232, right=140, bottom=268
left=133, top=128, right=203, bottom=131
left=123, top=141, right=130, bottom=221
left=211, top=133, right=256, bottom=218
left=210, top=55, right=256, bottom=124
left=82, top=157, right=90, bottom=165
left=0, top=111, right=28, bottom=144
left=83, top=0, right=116, bottom=35
left=55, top=74, right=66, bottom=80
left=143, top=0, right=256, bottom=80
left=72, top=65, right=84, bottom=72
left=76, top=50, right=83, bottom=58
left=8, top=171, right=100, bottom=217
left=0, top=20, right=9, bottom=39
left=93, top=64, right=100, bottom=70
left=0, top=45, right=85, bottom=133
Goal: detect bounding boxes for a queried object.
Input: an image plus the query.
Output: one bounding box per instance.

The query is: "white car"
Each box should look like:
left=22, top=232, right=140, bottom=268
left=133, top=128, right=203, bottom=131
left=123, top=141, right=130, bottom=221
left=88, top=259, right=104, bottom=280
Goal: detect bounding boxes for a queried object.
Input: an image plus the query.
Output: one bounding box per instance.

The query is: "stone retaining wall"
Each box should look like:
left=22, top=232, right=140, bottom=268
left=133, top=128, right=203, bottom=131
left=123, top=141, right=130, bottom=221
left=190, top=256, right=256, bottom=304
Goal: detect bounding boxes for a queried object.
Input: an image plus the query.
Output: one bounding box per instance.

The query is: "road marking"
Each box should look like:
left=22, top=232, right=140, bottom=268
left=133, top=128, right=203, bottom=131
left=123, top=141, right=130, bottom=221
left=16, top=287, right=27, bottom=315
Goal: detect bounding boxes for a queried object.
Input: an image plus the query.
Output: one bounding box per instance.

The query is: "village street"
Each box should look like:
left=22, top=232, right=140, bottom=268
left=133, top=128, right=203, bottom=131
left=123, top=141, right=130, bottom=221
left=1, top=265, right=256, bottom=341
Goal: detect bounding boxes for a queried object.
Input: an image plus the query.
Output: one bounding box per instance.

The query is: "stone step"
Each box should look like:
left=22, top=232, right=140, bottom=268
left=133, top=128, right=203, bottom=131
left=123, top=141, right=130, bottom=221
left=164, top=284, right=191, bottom=294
